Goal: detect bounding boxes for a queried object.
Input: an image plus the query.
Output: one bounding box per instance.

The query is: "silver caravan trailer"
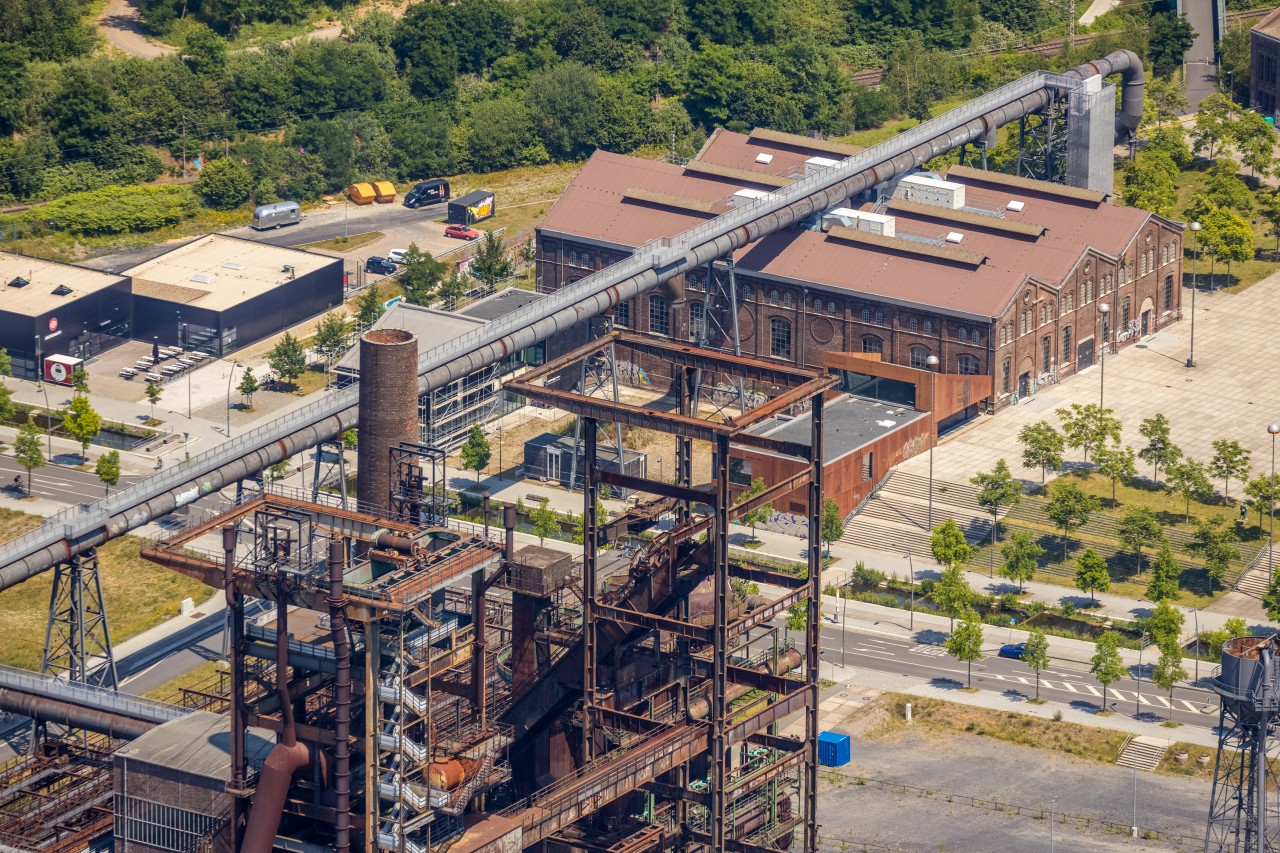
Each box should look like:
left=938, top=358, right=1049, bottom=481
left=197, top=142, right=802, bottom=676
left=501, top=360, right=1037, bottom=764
left=250, top=201, right=302, bottom=230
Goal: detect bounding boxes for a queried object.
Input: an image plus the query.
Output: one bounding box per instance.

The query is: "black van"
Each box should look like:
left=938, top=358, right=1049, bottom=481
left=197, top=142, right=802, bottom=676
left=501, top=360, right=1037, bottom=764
left=404, top=179, right=450, bottom=208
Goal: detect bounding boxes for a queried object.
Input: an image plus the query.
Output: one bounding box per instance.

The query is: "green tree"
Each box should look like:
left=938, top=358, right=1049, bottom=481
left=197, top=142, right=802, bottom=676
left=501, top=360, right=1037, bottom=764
left=70, top=365, right=89, bottom=397
left=198, top=158, right=253, bottom=210
left=95, top=449, right=120, bottom=495
left=145, top=381, right=162, bottom=420
left=1023, top=628, right=1050, bottom=701
left=1145, top=543, right=1182, bottom=603
left=1147, top=124, right=1193, bottom=170
left=1189, top=517, right=1241, bottom=592
left=468, top=97, right=544, bottom=172
left=932, top=563, right=972, bottom=631
left=1191, top=91, right=1234, bottom=159
left=459, top=424, right=492, bottom=482
left=527, top=61, right=601, bottom=160
left=1245, top=473, right=1280, bottom=528
left=355, top=283, right=384, bottom=329
left=1202, top=159, right=1254, bottom=215
left=0, top=385, right=14, bottom=427
left=470, top=231, right=515, bottom=290
left=786, top=602, right=807, bottom=632
left=1201, top=205, right=1254, bottom=287
left=819, top=497, right=845, bottom=556
left=268, top=459, right=291, bottom=482
left=14, top=421, right=43, bottom=493
left=237, top=368, right=259, bottom=408
left=1138, top=413, right=1181, bottom=485
left=1259, top=192, right=1280, bottom=251
left=930, top=518, right=974, bottom=570
left=1045, top=481, right=1100, bottom=555
left=944, top=607, right=985, bottom=688
left=1147, top=599, right=1185, bottom=647
left=62, top=395, right=101, bottom=459
left=1200, top=616, right=1249, bottom=662
left=183, top=21, right=227, bottom=76
left=267, top=332, right=307, bottom=385
left=398, top=245, right=450, bottom=307
left=437, top=273, right=467, bottom=310
left=1093, top=444, right=1137, bottom=503
left=0, top=347, right=11, bottom=385
left=1090, top=630, right=1127, bottom=711
left=1055, top=403, right=1121, bottom=463
left=1151, top=636, right=1188, bottom=722
left=738, top=476, right=773, bottom=542
left=1232, top=109, right=1275, bottom=177
left=1118, top=506, right=1164, bottom=574
left=999, top=530, right=1043, bottom=593
left=1122, top=155, right=1178, bottom=217
left=1209, top=438, right=1251, bottom=502
left=1018, top=420, right=1064, bottom=490
left=1149, top=12, right=1196, bottom=78
left=1218, top=23, right=1252, bottom=103
left=971, top=458, right=1022, bottom=574
left=1265, top=570, right=1280, bottom=623
left=533, top=498, right=560, bottom=545
left=342, top=429, right=358, bottom=450
left=1142, top=77, right=1189, bottom=129
left=1165, top=458, right=1214, bottom=523
left=311, top=312, right=352, bottom=369
left=1074, top=547, right=1110, bottom=604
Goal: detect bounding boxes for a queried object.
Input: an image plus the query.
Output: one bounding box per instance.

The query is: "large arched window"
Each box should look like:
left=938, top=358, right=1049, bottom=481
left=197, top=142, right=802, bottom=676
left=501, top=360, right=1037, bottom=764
left=689, top=300, right=705, bottom=341
left=910, top=346, right=931, bottom=370
left=770, top=289, right=780, bottom=307
left=923, top=320, right=933, bottom=336
left=875, top=310, right=885, bottom=327
left=862, top=335, right=883, bottom=354
left=783, top=292, right=793, bottom=309
left=958, top=354, right=980, bottom=375
left=909, top=318, right=919, bottom=333
left=742, top=284, right=754, bottom=302
left=649, top=294, right=669, bottom=336
left=770, top=317, right=792, bottom=360
left=958, top=326, right=968, bottom=344
left=861, top=307, right=872, bottom=324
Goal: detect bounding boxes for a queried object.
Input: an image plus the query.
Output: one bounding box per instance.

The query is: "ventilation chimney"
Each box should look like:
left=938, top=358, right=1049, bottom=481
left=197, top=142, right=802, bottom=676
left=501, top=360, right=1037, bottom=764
left=356, top=329, right=419, bottom=517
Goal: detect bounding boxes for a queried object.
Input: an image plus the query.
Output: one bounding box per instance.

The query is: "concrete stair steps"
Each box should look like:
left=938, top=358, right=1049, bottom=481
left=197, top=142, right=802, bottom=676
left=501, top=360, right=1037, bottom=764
left=840, top=516, right=935, bottom=555
left=1235, top=563, right=1272, bottom=598
left=889, top=472, right=987, bottom=509
left=1116, top=735, right=1168, bottom=771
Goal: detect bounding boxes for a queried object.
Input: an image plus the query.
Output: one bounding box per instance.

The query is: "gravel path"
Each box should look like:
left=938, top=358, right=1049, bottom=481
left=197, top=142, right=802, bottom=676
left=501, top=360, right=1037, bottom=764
left=98, top=0, right=177, bottom=58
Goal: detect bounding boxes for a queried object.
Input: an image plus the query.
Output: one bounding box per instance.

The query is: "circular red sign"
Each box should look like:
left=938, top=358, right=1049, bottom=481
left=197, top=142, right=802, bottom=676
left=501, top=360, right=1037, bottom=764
left=48, top=318, right=57, bottom=332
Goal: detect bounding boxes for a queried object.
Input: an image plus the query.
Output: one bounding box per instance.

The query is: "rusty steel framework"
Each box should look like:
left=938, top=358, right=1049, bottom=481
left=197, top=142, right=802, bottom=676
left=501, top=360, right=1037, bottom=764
left=459, top=332, right=835, bottom=853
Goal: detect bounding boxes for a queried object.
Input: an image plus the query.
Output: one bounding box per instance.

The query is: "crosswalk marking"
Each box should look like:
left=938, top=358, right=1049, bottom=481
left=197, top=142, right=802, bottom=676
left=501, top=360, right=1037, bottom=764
left=1082, top=684, right=1101, bottom=696
left=910, top=645, right=947, bottom=657
left=1152, top=695, right=1171, bottom=708
left=1062, top=681, right=1078, bottom=693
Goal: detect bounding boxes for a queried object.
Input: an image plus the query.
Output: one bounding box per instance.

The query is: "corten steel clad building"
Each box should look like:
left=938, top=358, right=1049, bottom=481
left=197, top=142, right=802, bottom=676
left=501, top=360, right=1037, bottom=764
left=125, top=235, right=342, bottom=356
left=535, top=128, right=1184, bottom=416
left=0, top=252, right=132, bottom=380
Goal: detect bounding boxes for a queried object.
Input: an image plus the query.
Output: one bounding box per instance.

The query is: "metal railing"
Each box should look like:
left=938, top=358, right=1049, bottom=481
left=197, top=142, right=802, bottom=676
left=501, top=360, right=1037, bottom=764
left=0, top=664, right=188, bottom=723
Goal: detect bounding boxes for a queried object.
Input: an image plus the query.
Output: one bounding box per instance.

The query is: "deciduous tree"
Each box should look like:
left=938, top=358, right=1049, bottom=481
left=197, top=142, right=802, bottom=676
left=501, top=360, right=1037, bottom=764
left=971, top=458, right=1021, bottom=575
left=1074, top=547, right=1110, bottom=604
left=1045, top=481, right=1100, bottom=555
left=1151, top=636, right=1188, bottom=722
left=1118, top=506, right=1164, bottom=574
left=1245, top=474, right=1280, bottom=528
left=945, top=607, right=984, bottom=687
left=820, top=497, right=844, bottom=556
left=1165, top=458, right=1214, bottom=523
left=1145, top=543, right=1182, bottom=603
left=1090, top=630, right=1127, bottom=710
left=1149, top=13, right=1196, bottom=78
left=1209, top=438, right=1251, bottom=502
left=145, top=381, right=162, bottom=420
left=1056, top=403, right=1121, bottom=463
left=399, top=245, right=450, bottom=307
left=470, top=231, right=515, bottom=290
left=932, top=563, right=972, bottom=631
left=267, top=332, right=307, bottom=385
left=533, top=498, right=560, bottom=545
left=14, top=421, right=43, bottom=493
left=1023, top=627, right=1050, bottom=701
left=198, top=158, right=252, bottom=209
left=1093, top=444, right=1137, bottom=503
left=95, top=449, right=120, bottom=495
left=1138, top=413, right=1181, bottom=485
left=738, top=476, right=773, bottom=543
left=1018, top=420, right=1064, bottom=490
left=460, top=424, right=492, bottom=482
left=355, top=283, right=385, bottom=328
left=311, top=311, right=352, bottom=369
left=1147, top=599, right=1185, bottom=647
left=1191, top=92, right=1234, bottom=158
left=999, top=529, right=1042, bottom=593
left=62, top=395, right=101, bottom=459
left=237, top=367, right=259, bottom=408
left=1189, top=517, right=1241, bottom=592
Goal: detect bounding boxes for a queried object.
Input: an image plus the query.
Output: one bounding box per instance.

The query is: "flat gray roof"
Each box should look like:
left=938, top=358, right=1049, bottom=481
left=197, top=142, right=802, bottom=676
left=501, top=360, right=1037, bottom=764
left=0, top=252, right=126, bottom=317
left=458, top=287, right=544, bottom=321
left=745, top=394, right=927, bottom=462
left=125, top=234, right=337, bottom=312
left=335, top=301, right=484, bottom=375
left=114, top=709, right=275, bottom=780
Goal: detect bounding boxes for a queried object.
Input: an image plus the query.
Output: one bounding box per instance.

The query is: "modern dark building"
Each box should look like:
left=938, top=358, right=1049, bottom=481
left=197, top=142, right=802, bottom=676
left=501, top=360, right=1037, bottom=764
left=522, top=432, right=647, bottom=487
left=0, top=252, right=132, bottom=380
left=125, top=235, right=343, bottom=356
left=1251, top=9, right=1280, bottom=117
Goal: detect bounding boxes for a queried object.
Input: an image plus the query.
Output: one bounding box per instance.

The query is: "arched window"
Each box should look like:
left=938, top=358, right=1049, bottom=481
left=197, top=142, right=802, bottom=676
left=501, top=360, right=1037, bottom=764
left=1019, top=312, right=1027, bottom=337
left=568, top=249, right=578, bottom=265
left=862, top=335, right=883, bottom=354
left=783, top=292, right=793, bottom=309
left=614, top=301, right=631, bottom=328
left=828, top=301, right=836, bottom=316
left=910, top=346, right=931, bottom=370
left=1121, top=295, right=1131, bottom=328
left=1042, top=335, right=1051, bottom=368
left=958, top=354, right=980, bottom=375
left=811, top=294, right=821, bottom=311
left=689, top=301, right=705, bottom=341
left=1049, top=300, right=1056, bottom=319
left=770, top=317, right=792, bottom=359
left=875, top=310, right=884, bottom=327
left=1066, top=292, right=1074, bottom=313
left=1063, top=326, right=1072, bottom=358
left=923, top=320, right=933, bottom=335
left=958, top=326, right=968, bottom=343
left=742, top=284, right=753, bottom=302
left=770, top=290, right=780, bottom=306
left=862, top=307, right=872, bottom=324
left=909, top=318, right=919, bottom=333
left=649, top=294, right=669, bottom=336
left=1000, top=325, right=1007, bottom=346
left=972, top=331, right=981, bottom=347
left=1001, top=357, right=1012, bottom=394
left=581, top=251, right=592, bottom=267
left=1039, top=306, right=1046, bottom=326
left=1161, top=245, right=1168, bottom=265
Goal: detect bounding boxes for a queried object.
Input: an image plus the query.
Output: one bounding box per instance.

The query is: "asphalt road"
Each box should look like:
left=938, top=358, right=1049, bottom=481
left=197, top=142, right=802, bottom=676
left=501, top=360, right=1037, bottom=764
left=812, top=622, right=1220, bottom=728
left=0, top=454, right=140, bottom=505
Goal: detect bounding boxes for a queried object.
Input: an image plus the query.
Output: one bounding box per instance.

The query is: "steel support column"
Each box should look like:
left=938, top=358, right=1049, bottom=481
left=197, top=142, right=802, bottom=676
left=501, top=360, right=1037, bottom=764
left=804, top=395, right=824, bottom=853
left=711, top=433, right=731, bottom=853
left=40, top=548, right=117, bottom=691
left=225, top=525, right=252, bottom=851
left=583, top=417, right=600, bottom=762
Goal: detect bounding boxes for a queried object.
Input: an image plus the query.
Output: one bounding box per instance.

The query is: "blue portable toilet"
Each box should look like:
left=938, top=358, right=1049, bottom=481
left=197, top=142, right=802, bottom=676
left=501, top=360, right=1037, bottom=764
left=817, top=731, right=851, bottom=767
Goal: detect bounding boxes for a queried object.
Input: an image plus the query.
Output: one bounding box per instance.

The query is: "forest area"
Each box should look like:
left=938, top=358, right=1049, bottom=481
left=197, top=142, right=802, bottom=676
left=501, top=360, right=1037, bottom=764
left=0, top=0, right=1256, bottom=240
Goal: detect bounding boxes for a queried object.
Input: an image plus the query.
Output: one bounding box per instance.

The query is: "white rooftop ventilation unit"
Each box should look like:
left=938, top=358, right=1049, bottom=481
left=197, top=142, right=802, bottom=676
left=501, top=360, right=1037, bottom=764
left=755, top=153, right=774, bottom=165
left=822, top=208, right=895, bottom=237
left=1006, top=200, right=1025, bottom=212
left=897, top=174, right=966, bottom=209
left=804, top=156, right=840, bottom=177
left=731, top=188, right=769, bottom=208
left=945, top=232, right=964, bottom=244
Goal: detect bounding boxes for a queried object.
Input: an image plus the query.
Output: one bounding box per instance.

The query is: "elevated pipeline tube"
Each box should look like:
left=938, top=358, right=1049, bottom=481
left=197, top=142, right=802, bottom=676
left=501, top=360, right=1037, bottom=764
left=0, top=51, right=1143, bottom=587
left=0, top=687, right=156, bottom=740
left=243, top=580, right=312, bottom=853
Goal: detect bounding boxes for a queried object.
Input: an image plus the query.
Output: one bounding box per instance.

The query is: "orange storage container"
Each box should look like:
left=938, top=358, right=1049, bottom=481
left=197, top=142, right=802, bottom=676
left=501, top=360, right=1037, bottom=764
left=348, top=182, right=375, bottom=205
left=373, top=180, right=397, bottom=203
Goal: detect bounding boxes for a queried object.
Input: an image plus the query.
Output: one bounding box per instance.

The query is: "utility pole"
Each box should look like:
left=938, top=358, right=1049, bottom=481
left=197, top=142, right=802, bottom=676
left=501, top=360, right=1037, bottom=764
left=181, top=114, right=188, bottom=178
left=1067, top=0, right=1076, bottom=44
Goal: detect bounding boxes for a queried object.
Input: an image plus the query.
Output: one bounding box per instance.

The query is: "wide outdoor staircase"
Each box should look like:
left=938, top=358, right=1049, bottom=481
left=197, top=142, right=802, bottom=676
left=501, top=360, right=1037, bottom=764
left=841, top=470, right=995, bottom=555
left=1116, top=735, right=1168, bottom=771
left=1235, top=549, right=1273, bottom=598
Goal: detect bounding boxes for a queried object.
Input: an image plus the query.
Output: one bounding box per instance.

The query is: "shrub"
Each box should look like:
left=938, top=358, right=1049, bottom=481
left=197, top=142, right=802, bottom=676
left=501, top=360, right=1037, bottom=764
left=38, top=184, right=199, bottom=235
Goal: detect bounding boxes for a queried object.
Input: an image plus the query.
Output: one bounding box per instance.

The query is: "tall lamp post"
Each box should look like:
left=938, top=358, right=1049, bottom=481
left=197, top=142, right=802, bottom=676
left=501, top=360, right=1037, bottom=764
left=1097, top=302, right=1110, bottom=408
left=225, top=362, right=239, bottom=438
left=1269, top=423, right=1280, bottom=575
left=1186, top=221, right=1201, bottom=368
left=926, top=354, right=939, bottom=530
left=1135, top=631, right=1149, bottom=716
left=33, top=335, right=51, bottom=456
left=904, top=550, right=915, bottom=632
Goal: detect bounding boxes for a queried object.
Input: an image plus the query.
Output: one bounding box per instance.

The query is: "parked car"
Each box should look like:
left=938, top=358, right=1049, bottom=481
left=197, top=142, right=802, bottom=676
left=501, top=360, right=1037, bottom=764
left=444, top=224, right=481, bottom=241
left=365, top=256, right=397, bottom=276
left=997, top=642, right=1027, bottom=660
left=387, top=248, right=409, bottom=264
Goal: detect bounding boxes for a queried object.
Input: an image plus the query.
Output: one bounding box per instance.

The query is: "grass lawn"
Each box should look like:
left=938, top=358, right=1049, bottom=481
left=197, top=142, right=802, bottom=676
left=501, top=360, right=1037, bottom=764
left=144, top=659, right=223, bottom=702
left=0, top=510, right=212, bottom=670
left=840, top=96, right=972, bottom=148
left=302, top=231, right=384, bottom=253
left=416, top=161, right=586, bottom=239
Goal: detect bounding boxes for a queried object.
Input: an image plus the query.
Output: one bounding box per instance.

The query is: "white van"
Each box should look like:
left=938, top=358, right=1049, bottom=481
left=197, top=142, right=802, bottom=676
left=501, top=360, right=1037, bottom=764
left=251, top=201, right=302, bottom=230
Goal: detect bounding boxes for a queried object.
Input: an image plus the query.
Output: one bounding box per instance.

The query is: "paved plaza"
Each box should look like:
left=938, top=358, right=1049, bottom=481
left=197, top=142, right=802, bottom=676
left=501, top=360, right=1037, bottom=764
left=906, top=275, right=1280, bottom=488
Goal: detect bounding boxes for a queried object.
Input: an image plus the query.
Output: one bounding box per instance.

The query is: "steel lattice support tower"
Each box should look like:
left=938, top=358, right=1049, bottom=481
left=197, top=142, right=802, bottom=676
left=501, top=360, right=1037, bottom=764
left=1206, top=635, right=1280, bottom=853
left=40, top=547, right=117, bottom=691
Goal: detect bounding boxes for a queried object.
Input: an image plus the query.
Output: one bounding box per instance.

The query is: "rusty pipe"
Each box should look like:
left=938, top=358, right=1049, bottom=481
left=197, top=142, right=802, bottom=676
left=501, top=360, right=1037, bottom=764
left=242, top=585, right=311, bottom=853
left=689, top=649, right=803, bottom=719
left=326, top=539, right=351, bottom=853
left=0, top=687, right=154, bottom=739
left=372, top=530, right=418, bottom=555
left=224, top=524, right=249, bottom=848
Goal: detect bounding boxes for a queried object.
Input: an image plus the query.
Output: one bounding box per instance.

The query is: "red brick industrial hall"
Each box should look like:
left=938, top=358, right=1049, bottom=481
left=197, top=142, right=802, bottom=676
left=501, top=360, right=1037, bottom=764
left=534, top=128, right=1184, bottom=515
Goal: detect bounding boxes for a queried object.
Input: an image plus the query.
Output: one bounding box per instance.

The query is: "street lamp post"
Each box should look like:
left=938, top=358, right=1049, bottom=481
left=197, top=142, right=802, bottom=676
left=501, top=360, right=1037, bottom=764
left=904, top=551, right=915, bottom=632
left=1192, top=607, right=1199, bottom=683
left=926, top=354, right=939, bottom=531
left=1269, top=423, right=1279, bottom=576
left=225, top=362, right=239, bottom=438
left=1132, top=762, right=1139, bottom=838
left=34, top=335, right=51, bottom=457
left=1136, top=631, right=1149, bottom=716
left=1050, top=797, right=1057, bottom=853
left=1187, top=221, right=1201, bottom=368
left=1097, top=302, right=1110, bottom=408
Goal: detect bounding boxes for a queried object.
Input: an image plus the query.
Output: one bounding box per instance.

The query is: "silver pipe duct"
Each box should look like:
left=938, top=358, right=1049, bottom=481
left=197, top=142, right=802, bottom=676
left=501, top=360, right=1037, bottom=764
left=0, top=51, right=1141, bottom=585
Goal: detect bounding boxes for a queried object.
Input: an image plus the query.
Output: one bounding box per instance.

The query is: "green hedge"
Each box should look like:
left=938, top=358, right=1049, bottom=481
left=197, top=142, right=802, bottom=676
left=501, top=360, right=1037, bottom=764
left=33, top=184, right=199, bottom=236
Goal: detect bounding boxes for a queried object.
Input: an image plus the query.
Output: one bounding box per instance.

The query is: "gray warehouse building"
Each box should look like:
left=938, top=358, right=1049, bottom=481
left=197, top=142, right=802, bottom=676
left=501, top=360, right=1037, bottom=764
left=126, top=235, right=343, bottom=356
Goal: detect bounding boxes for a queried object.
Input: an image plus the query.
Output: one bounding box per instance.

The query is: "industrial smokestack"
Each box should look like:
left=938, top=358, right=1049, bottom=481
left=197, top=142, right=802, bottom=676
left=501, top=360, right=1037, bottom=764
left=356, top=329, right=419, bottom=517
left=503, top=503, right=517, bottom=561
